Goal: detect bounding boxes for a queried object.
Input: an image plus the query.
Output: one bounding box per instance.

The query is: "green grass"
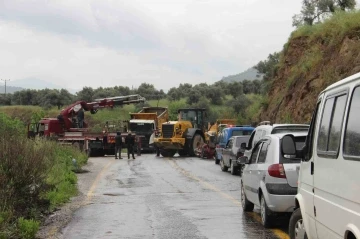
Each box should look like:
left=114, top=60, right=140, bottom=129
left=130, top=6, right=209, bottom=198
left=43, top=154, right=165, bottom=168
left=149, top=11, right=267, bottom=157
left=45, top=143, right=87, bottom=210
left=0, top=113, right=88, bottom=238
left=291, top=10, right=360, bottom=46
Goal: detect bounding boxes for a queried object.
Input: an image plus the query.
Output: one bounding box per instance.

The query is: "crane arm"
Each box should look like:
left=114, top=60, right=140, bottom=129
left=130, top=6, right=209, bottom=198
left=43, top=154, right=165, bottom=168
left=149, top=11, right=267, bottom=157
left=58, top=94, right=146, bottom=129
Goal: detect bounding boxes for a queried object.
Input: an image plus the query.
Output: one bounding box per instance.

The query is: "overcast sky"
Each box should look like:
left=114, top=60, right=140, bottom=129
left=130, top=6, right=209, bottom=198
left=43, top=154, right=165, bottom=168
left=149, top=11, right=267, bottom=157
left=0, top=0, right=304, bottom=91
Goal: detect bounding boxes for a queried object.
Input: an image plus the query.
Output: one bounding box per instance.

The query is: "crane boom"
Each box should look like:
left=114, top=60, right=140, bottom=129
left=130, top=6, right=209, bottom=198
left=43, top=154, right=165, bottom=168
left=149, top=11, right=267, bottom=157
left=58, top=94, right=146, bottom=131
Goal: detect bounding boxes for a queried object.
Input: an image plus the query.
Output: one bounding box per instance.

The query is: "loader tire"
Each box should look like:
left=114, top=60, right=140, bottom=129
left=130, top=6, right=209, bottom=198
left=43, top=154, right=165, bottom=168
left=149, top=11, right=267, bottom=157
left=190, top=133, right=204, bottom=157
left=160, top=149, right=177, bottom=158
left=178, top=149, right=187, bottom=157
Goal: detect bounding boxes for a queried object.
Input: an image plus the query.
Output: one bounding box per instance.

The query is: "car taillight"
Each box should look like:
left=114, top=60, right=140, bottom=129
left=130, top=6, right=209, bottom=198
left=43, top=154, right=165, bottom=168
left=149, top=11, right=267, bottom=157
left=268, top=164, right=286, bottom=178
left=216, top=145, right=220, bottom=148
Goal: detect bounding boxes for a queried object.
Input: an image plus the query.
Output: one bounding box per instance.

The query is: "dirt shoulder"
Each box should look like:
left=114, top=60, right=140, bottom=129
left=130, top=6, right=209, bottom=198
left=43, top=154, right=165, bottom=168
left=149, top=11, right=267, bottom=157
left=36, top=157, right=113, bottom=239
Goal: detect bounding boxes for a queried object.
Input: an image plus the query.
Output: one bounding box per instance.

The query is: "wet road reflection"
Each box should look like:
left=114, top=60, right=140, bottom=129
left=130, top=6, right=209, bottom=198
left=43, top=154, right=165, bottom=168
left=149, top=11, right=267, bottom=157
left=60, top=155, right=290, bottom=239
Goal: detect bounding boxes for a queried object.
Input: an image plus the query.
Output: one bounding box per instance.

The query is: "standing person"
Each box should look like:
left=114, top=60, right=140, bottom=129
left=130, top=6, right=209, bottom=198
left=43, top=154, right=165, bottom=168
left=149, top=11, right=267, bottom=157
left=114, top=132, right=123, bottom=159
left=77, top=108, right=84, bottom=128
left=125, top=132, right=135, bottom=159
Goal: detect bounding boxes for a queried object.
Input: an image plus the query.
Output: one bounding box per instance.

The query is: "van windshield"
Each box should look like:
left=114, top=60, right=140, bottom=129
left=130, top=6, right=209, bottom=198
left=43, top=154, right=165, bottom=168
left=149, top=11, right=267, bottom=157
left=280, top=136, right=306, bottom=163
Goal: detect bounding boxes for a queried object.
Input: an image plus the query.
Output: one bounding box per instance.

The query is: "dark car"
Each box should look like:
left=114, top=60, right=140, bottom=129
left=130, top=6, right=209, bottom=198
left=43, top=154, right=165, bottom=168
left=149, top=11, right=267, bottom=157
left=220, top=135, right=250, bottom=175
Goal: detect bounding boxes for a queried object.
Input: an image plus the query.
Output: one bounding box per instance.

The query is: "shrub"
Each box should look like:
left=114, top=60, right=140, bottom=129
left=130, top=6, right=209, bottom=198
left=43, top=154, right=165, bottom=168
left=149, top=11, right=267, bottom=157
left=17, top=217, right=39, bottom=239
left=0, top=113, right=88, bottom=237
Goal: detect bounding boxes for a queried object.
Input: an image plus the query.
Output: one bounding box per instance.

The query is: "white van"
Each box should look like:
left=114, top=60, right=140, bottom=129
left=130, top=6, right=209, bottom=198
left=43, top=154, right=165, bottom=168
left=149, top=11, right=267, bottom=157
left=283, top=72, right=360, bottom=239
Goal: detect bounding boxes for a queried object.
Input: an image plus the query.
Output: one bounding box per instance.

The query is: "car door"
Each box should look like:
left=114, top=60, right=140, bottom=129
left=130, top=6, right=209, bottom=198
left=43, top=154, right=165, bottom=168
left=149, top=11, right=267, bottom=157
left=230, top=138, right=238, bottom=162
left=223, top=138, right=233, bottom=167
left=215, top=131, right=224, bottom=160
left=252, top=139, right=270, bottom=206
left=243, top=141, right=263, bottom=204
left=314, top=91, right=349, bottom=238
left=244, top=130, right=256, bottom=159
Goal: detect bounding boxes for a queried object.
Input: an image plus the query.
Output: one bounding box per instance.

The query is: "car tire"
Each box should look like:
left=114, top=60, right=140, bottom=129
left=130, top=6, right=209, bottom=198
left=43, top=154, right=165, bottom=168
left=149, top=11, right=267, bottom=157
left=241, top=181, right=254, bottom=212
left=230, top=161, right=237, bottom=175
left=220, top=158, right=228, bottom=172
left=260, top=195, right=273, bottom=228
left=289, top=208, right=308, bottom=239
left=215, top=152, right=220, bottom=164
left=239, top=164, right=245, bottom=177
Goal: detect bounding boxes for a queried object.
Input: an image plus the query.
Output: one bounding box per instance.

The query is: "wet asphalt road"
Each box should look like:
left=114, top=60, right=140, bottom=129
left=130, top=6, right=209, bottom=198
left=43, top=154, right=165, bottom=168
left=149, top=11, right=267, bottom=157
left=60, top=154, right=289, bottom=239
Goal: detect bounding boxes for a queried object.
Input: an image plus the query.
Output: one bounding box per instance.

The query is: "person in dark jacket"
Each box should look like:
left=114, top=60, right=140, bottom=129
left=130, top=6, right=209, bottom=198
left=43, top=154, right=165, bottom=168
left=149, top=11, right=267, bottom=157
left=125, top=132, right=135, bottom=159
left=77, top=108, right=84, bottom=128
left=114, top=132, right=123, bottom=159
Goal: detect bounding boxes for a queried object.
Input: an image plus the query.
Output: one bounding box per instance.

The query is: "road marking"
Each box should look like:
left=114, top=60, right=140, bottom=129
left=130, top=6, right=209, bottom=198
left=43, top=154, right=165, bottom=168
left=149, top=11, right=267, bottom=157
left=47, top=159, right=115, bottom=238
left=167, top=159, right=290, bottom=239
left=87, top=159, right=115, bottom=200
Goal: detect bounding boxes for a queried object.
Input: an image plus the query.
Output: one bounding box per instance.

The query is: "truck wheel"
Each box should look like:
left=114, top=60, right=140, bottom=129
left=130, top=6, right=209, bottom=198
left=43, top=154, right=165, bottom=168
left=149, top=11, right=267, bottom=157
left=190, top=133, right=204, bottom=156
left=160, top=149, right=176, bottom=157
left=178, top=150, right=187, bottom=157
left=87, top=149, right=92, bottom=157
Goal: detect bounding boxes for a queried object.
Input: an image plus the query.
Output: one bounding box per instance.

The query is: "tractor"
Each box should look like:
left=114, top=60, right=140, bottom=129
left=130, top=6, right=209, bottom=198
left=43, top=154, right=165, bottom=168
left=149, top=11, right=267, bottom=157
left=153, top=108, right=209, bottom=157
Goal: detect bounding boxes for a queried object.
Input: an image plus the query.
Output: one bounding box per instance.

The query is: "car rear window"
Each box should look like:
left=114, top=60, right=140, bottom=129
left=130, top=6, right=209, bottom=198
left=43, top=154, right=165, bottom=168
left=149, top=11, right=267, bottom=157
left=271, top=127, right=309, bottom=134
left=235, top=136, right=250, bottom=147
left=279, top=136, right=306, bottom=163
left=231, top=130, right=253, bottom=136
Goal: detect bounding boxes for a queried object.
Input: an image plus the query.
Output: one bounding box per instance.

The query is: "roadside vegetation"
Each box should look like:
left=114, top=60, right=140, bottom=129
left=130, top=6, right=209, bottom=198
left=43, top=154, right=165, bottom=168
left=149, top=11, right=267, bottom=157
left=260, top=7, right=360, bottom=123
left=0, top=113, right=87, bottom=238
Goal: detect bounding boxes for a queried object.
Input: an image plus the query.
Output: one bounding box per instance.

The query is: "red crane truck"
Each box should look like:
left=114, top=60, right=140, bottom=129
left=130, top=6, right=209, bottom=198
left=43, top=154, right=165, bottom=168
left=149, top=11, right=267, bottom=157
left=27, top=94, right=146, bottom=157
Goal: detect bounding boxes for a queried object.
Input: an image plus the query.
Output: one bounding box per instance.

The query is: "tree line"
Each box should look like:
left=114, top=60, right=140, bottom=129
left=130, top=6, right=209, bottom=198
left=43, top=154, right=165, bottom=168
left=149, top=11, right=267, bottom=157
left=0, top=79, right=265, bottom=109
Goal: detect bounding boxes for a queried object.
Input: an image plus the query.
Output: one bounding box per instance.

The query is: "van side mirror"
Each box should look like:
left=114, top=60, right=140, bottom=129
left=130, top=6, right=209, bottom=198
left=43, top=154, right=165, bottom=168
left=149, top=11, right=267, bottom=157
left=281, top=135, right=297, bottom=159
left=237, top=156, right=249, bottom=164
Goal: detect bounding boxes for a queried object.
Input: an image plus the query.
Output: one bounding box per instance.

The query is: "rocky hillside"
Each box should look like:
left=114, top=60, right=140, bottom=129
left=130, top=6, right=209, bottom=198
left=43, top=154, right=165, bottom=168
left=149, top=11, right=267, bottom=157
left=259, top=11, right=360, bottom=124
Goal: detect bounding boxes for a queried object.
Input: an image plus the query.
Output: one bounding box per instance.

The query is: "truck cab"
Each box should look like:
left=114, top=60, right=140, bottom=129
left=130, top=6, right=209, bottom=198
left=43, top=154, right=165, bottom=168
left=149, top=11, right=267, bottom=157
left=129, top=107, right=168, bottom=152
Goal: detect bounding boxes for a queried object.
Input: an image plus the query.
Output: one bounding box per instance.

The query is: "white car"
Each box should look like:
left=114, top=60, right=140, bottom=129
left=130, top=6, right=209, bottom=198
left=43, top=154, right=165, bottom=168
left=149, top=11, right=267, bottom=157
left=242, top=122, right=309, bottom=159
left=239, top=132, right=307, bottom=228
left=285, top=72, right=360, bottom=239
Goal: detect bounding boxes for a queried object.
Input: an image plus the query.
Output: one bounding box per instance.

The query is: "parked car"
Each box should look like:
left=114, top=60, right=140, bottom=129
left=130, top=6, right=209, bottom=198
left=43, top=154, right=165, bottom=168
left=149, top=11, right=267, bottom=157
left=242, top=122, right=309, bottom=159
left=238, top=132, right=307, bottom=228
left=285, top=72, right=360, bottom=239
left=215, top=126, right=254, bottom=164
left=219, top=135, right=250, bottom=175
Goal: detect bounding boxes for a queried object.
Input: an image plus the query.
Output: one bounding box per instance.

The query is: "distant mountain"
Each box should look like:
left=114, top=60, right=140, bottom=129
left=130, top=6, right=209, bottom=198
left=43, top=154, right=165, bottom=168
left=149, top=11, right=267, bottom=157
left=8, top=78, right=78, bottom=94
left=221, top=67, right=264, bottom=83
left=10, top=78, right=64, bottom=90
left=0, top=85, right=24, bottom=94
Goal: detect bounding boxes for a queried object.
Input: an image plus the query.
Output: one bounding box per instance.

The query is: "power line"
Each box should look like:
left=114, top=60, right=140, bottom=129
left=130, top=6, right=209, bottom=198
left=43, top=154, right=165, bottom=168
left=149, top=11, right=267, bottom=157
left=1, top=79, right=10, bottom=95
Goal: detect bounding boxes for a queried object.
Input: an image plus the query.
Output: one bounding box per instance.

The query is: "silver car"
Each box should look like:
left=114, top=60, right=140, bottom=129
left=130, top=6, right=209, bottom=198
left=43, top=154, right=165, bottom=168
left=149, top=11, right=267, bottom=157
left=238, top=132, right=307, bottom=228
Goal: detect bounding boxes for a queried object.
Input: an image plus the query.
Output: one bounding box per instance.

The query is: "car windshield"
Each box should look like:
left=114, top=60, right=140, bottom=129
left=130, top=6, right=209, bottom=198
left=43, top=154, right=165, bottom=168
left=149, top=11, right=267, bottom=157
left=235, top=137, right=250, bottom=147
left=231, top=130, right=253, bottom=137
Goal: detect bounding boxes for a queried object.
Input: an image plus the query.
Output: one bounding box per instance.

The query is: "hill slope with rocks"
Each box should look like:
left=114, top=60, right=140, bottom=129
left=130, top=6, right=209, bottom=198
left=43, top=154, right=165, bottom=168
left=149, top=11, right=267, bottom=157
left=259, top=11, right=360, bottom=124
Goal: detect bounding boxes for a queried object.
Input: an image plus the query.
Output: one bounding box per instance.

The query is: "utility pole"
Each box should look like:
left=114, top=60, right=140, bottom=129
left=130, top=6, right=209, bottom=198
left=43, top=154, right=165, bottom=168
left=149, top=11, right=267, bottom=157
left=1, top=79, right=10, bottom=95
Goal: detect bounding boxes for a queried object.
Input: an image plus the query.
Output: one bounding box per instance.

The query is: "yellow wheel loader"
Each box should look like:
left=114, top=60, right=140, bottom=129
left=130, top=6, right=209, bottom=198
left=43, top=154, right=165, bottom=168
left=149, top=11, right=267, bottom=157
left=153, top=108, right=209, bottom=157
